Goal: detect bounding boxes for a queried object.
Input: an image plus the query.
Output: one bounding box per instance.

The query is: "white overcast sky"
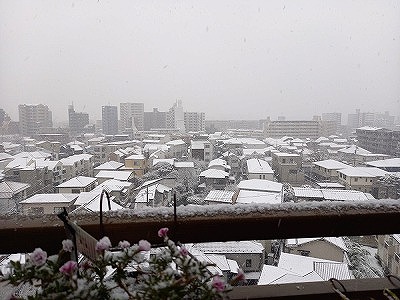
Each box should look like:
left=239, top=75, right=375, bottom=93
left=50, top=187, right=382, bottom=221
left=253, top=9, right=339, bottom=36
left=1, top=0, right=399, bottom=122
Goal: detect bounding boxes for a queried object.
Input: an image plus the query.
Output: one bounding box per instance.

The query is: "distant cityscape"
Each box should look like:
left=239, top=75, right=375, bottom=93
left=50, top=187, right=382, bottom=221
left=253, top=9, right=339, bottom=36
left=0, top=101, right=400, bottom=295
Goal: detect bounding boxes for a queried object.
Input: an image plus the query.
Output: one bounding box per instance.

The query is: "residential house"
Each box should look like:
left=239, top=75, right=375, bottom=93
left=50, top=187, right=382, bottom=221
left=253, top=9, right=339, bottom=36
left=189, top=241, right=265, bottom=284
left=133, top=179, right=173, bottom=209
left=366, top=158, right=400, bottom=172
left=284, top=237, right=347, bottom=262
left=95, top=170, right=135, bottom=184
left=377, top=235, right=400, bottom=276
left=56, top=176, right=97, bottom=194
left=337, top=167, right=388, bottom=194
left=124, top=154, right=146, bottom=177
left=191, top=141, right=213, bottom=162
left=72, top=191, right=124, bottom=214
left=198, top=169, right=229, bottom=190
left=166, top=139, right=188, bottom=158
left=245, top=158, right=274, bottom=180
left=19, top=193, right=78, bottom=215
left=312, top=159, right=350, bottom=181
left=272, top=152, right=304, bottom=186
left=0, top=181, right=30, bottom=213
left=94, top=161, right=124, bottom=176
left=91, top=179, right=134, bottom=206
left=208, top=158, right=230, bottom=172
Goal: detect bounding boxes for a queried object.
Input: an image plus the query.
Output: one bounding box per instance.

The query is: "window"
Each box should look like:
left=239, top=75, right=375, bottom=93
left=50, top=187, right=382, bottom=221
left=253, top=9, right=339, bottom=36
left=298, top=250, right=310, bottom=256
left=54, top=207, right=64, bottom=214
left=354, top=178, right=358, bottom=182
left=72, top=189, right=81, bottom=194
left=245, top=259, right=252, bottom=267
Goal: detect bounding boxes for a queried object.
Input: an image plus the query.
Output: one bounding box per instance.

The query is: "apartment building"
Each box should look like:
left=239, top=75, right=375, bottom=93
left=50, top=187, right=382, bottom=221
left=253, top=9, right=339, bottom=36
left=272, top=152, right=304, bottom=186
left=102, top=105, right=118, bottom=135
left=191, top=141, right=213, bottom=162
left=18, top=104, right=53, bottom=137
left=184, top=112, right=205, bottom=132
left=120, top=102, right=144, bottom=131
left=356, top=127, right=400, bottom=157
left=68, top=104, right=89, bottom=135
left=263, top=120, right=323, bottom=139
left=377, top=235, right=400, bottom=276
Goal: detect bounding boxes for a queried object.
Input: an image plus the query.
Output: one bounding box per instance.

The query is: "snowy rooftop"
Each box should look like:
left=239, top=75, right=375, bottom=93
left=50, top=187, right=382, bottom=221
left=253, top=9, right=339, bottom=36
left=95, top=170, right=134, bottom=181
left=126, top=154, right=145, bottom=160
left=174, top=161, right=195, bottom=168
left=337, top=145, right=371, bottom=155
left=0, top=181, right=30, bottom=198
left=92, top=179, right=132, bottom=193
left=236, top=190, right=281, bottom=204
left=191, top=141, right=207, bottom=150
left=166, top=139, right=186, bottom=146
left=94, top=161, right=124, bottom=170
left=57, top=176, right=97, bottom=188
left=191, top=241, right=264, bottom=254
left=366, top=158, right=400, bottom=168
left=20, top=193, right=78, bottom=204
left=237, top=179, right=282, bottom=193
left=246, top=158, right=273, bottom=174
left=286, top=237, right=347, bottom=252
left=208, top=158, right=228, bottom=168
left=278, top=252, right=352, bottom=279
left=204, top=190, right=235, bottom=203
left=199, top=169, right=229, bottom=179
left=294, top=188, right=374, bottom=201
left=273, top=152, right=300, bottom=157
left=338, top=167, right=389, bottom=178
left=152, top=158, right=175, bottom=166
left=316, top=182, right=345, bottom=189
left=313, top=159, right=350, bottom=170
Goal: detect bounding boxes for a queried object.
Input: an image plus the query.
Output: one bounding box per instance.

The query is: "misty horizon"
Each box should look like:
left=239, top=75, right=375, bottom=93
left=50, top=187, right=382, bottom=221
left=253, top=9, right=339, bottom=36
left=1, top=0, right=400, bottom=122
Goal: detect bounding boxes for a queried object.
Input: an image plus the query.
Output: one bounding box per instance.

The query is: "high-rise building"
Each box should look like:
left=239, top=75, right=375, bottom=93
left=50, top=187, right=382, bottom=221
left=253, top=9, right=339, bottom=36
left=102, top=105, right=118, bottom=135
left=263, top=119, right=323, bottom=139
left=68, top=104, right=89, bottom=135
left=144, top=108, right=167, bottom=131
left=18, top=104, right=52, bottom=137
left=167, top=100, right=185, bottom=132
left=120, top=102, right=144, bottom=131
left=184, top=112, right=205, bottom=132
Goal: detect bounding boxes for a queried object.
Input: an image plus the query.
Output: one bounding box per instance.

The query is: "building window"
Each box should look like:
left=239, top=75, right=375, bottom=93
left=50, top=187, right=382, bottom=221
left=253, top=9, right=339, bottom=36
left=72, top=189, right=80, bottom=194
left=298, top=250, right=310, bottom=256
left=245, top=259, right=252, bottom=267
left=54, top=207, right=64, bottom=214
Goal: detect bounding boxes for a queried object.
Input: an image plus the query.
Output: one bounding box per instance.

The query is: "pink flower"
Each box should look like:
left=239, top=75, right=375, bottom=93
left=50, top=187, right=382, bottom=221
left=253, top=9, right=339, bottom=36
left=138, top=240, right=151, bottom=251
left=157, top=227, right=169, bottom=238
left=118, top=240, right=130, bottom=249
left=95, top=236, right=112, bottom=252
left=179, top=246, right=188, bottom=257
left=30, top=248, right=47, bottom=266
left=62, top=239, right=74, bottom=252
left=233, top=269, right=245, bottom=282
left=212, top=276, right=225, bottom=292
left=59, top=260, right=77, bottom=276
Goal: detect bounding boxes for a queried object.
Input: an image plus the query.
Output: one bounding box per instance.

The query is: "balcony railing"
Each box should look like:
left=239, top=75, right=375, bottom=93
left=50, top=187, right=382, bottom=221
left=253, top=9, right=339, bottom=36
left=1, top=199, right=400, bottom=299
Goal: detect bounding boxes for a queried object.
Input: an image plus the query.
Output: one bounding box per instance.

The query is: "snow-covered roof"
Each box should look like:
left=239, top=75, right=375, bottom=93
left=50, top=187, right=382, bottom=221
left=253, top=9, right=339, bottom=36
left=94, top=161, right=124, bottom=170
left=237, top=179, right=282, bottom=193
left=35, top=159, right=61, bottom=171
left=286, top=237, right=347, bottom=252
left=125, top=154, right=145, bottom=160
left=294, top=187, right=374, bottom=201
left=337, top=145, right=371, bottom=155
left=278, top=252, right=351, bottom=279
left=93, top=179, right=132, bottom=193
left=72, top=193, right=123, bottom=213
left=313, top=159, right=350, bottom=170
left=204, top=190, right=235, bottom=204
left=191, top=141, right=207, bottom=150
left=338, top=167, right=388, bottom=178
left=20, top=193, right=78, bottom=204
left=273, top=152, right=300, bottom=157
left=199, top=169, right=229, bottom=179
left=166, top=139, right=186, bottom=146
left=0, top=181, right=30, bottom=198
left=135, top=183, right=172, bottom=203
left=57, top=176, right=97, bottom=188
left=337, top=167, right=376, bottom=178
left=246, top=158, right=273, bottom=174
left=13, top=151, right=51, bottom=160
left=191, top=241, right=264, bottom=254
left=152, top=158, right=175, bottom=166
left=316, top=182, right=345, bottom=189
left=236, top=190, right=281, bottom=204
left=208, top=158, right=228, bottom=168
left=174, top=161, right=195, bottom=168
left=95, top=170, right=134, bottom=181
left=357, top=126, right=382, bottom=131
left=366, top=158, right=400, bottom=168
